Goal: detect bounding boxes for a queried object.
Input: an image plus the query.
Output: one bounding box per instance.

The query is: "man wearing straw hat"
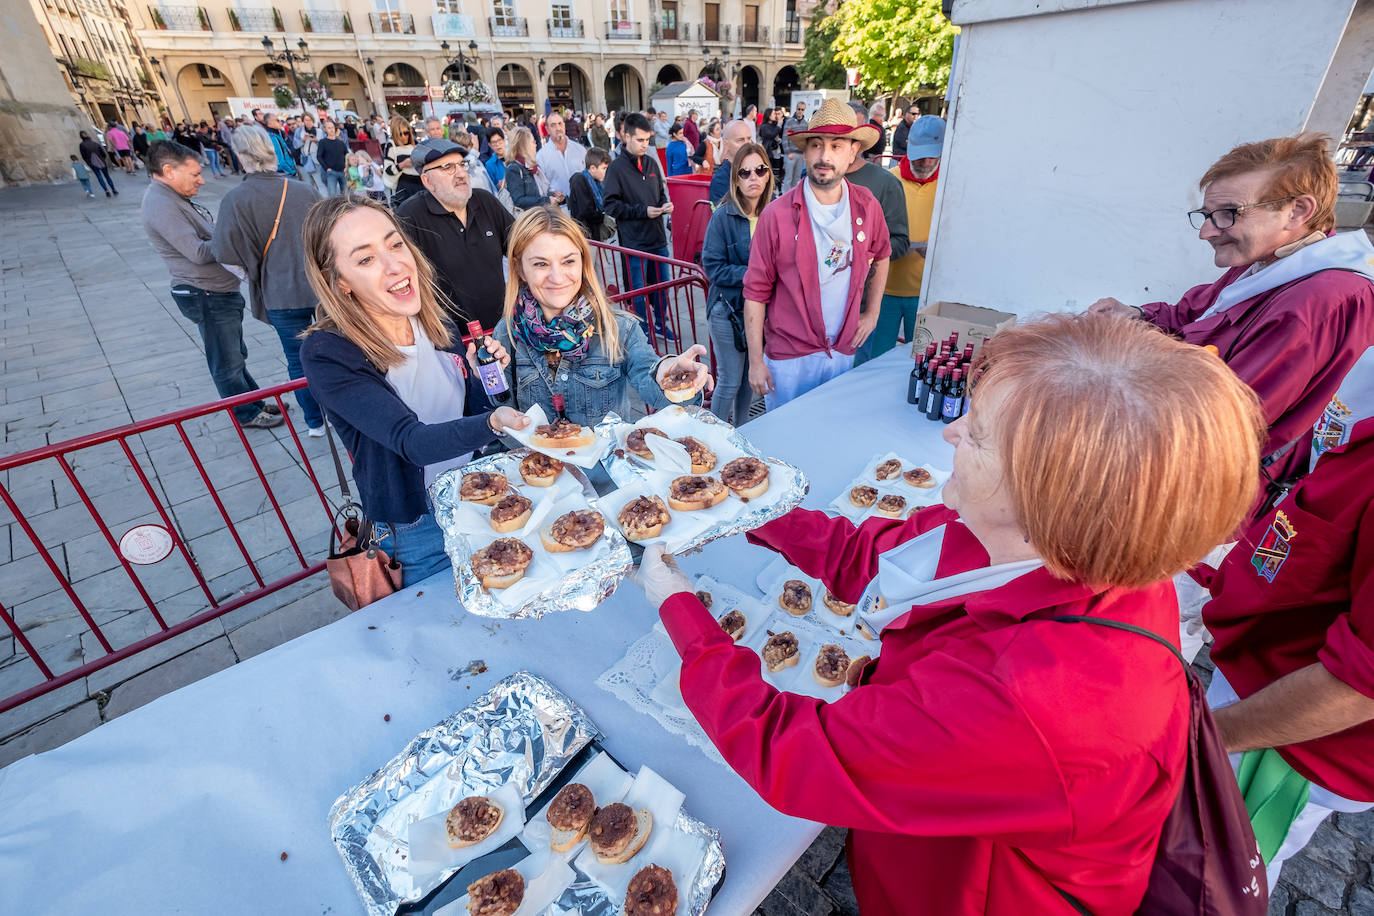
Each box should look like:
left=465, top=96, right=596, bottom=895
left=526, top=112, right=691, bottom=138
left=742, top=99, right=892, bottom=409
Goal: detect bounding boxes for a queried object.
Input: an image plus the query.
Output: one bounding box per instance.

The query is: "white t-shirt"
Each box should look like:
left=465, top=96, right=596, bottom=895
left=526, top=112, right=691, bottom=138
left=385, top=318, right=471, bottom=487
left=803, top=178, right=853, bottom=339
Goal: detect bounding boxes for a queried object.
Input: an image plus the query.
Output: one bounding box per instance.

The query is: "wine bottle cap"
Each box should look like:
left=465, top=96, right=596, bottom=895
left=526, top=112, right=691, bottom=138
left=552, top=393, right=565, bottom=409
left=466, top=320, right=484, bottom=336
left=935, top=365, right=948, bottom=377
left=951, top=368, right=963, bottom=380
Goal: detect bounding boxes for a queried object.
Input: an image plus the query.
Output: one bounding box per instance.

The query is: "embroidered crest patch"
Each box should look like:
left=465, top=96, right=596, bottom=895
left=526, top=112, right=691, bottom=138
left=1251, top=510, right=1296, bottom=583
left=1313, top=394, right=1352, bottom=457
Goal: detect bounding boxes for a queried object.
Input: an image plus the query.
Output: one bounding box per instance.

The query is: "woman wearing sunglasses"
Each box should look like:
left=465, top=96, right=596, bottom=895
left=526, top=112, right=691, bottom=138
left=701, top=143, right=775, bottom=425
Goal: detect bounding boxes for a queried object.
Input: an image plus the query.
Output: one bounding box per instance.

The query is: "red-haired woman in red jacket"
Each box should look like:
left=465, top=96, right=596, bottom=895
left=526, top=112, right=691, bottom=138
left=636, top=312, right=1265, bottom=915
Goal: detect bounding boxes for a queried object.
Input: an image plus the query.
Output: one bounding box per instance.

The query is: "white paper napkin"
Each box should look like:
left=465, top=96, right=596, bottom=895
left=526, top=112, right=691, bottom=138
left=518, top=751, right=635, bottom=856
left=435, top=851, right=575, bottom=916
left=407, top=782, right=527, bottom=888
left=828, top=451, right=951, bottom=524
left=504, top=403, right=610, bottom=468
left=573, top=766, right=701, bottom=913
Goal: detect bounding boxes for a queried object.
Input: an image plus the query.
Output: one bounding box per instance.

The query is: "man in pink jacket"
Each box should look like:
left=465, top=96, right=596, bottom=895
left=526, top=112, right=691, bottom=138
left=1091, top=134, right=1374, bottom=506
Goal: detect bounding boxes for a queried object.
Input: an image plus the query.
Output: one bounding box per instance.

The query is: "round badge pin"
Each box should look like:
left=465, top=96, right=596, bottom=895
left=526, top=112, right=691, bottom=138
left=119, top=524, right=175, bottom=565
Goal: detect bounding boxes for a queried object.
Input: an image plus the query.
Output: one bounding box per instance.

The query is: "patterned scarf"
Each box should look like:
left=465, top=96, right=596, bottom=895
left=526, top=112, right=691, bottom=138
left=512, top=286, right=595, bottom=358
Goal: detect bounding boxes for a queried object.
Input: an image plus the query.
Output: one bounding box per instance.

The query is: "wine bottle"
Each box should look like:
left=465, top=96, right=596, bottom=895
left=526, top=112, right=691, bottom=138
left=466, top=321, right=510, bottom=403
left=916, top=346, right=936, bottom=408
left=552, top=392, right=568, bottom=421
left=941, top=369, right=964, bottom=424
left=907, top=353, right=926, bottom=405
left=924, top=366, right=948, bottom=421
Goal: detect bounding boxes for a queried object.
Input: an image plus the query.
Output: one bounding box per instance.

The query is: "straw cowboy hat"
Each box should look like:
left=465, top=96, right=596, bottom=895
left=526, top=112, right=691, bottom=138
left=786, top=98, right=881, bottom=149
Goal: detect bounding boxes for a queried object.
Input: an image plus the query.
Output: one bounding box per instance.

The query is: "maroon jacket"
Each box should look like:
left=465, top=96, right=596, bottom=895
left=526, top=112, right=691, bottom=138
left=660, top=505, right=1187, bottom=915
left=742, top=180, right=891, bottom=360
left=1142, top=266, right=1374, bottom=483
left=1201, top=415, right=1374, bottom=801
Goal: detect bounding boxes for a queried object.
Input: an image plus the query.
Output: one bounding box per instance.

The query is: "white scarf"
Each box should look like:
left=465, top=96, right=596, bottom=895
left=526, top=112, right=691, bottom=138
left=1199, top=230, right=1374, bottom=321
left=855, top=523, right=1044, bottom=638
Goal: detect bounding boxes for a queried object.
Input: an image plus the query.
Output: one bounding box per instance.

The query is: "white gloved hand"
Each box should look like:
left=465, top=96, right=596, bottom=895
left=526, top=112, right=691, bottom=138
left=633, top=543, right=693, bottom=609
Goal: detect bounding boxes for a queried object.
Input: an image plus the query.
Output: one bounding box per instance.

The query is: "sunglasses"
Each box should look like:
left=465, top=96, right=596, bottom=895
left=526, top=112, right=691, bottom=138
left=737, top=165, right=771, bottom=179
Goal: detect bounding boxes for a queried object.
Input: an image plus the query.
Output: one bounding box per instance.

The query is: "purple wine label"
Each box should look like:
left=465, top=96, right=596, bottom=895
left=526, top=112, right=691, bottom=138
left=941, top=395, right=960, bottom=419
left=477, top=362, right=507, bottom=395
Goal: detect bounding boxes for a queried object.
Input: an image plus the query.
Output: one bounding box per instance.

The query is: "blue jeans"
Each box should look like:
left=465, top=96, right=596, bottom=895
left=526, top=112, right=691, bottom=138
left=91, top=166, right=116, bottom=193
left=624, top=245, right=671, bottom=333
left=204, top=147, right=225, bottom=176
left=856, top=294, right=921, bottom=365
left=169, top=286, right=265, bottom=423
left=321, top=169, right=347, bottom=196
left=77, top=178, right=91, bottom=194
left=266, top=308, right=324, bottom=429
left=378, top=511, right=451, bottom=589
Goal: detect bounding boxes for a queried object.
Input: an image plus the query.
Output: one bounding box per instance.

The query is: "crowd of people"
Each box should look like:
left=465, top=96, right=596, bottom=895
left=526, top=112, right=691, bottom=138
left=123, top=90, right=1374, bottom=913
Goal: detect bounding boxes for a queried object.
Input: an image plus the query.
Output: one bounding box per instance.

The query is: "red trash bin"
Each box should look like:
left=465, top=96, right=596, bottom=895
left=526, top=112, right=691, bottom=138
left=666, top=174, right=713, bottom=263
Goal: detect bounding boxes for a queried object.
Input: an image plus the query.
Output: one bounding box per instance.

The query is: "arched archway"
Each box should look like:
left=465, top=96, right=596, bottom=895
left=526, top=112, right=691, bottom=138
left=248, top=62, right=287, bottom=96
left=740, top=66, right=761, bottom=112
left=655, top=65, right=683, bottom=87
left=547, top=63, right=591, bottom=114
left=772, top=65, right=801, bottom=110
left=382, top=62, right=427, bottom=117
left=441, top=61, right=478, bottom=83
left=604, top=64, right=643, bottom=113
left=497, top=63, right=534, bottom=117
left=318, top=62, right=369, bottom=116
left=175, top=63, right=238, bottom=121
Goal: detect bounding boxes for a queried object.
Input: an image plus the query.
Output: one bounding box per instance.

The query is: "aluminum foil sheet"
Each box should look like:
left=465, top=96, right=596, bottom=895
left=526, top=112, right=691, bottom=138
left=328, top=672, right=598, bottom=916
left=431, top=449, right=634, bottom=619
left=604, top=406, right=810, bottom=555
left=328, top=671, right=726, bottom=916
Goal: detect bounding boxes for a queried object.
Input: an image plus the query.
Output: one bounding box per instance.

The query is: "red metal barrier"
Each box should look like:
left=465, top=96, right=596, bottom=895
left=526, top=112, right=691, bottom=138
left=0, top=380, right=341, bottom=716
left=588, top=239, right=711, bottom=360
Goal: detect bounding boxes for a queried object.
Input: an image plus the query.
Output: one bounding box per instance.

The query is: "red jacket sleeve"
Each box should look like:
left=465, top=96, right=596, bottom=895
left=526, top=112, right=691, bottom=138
left=1318, top=498, right=1374, bottom=699
left=658, top=592, right=1074, bottom=840
left=1139, top=272, right=1234, bottom=333
left=741, top=208, right=780, bottom=305
left=745, top=505, right=956, bottom=603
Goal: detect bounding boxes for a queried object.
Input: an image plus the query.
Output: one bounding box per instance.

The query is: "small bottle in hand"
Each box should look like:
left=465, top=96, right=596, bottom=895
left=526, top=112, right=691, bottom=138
left=467, top=320, right=510, bottom=403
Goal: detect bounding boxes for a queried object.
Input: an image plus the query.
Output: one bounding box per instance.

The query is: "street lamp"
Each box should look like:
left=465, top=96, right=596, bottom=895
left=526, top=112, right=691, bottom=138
left=261, top=34, right=309, bottom=117
left=440, top=39, right=480, bottom=83
left=702, top=46, right=729, bottom=81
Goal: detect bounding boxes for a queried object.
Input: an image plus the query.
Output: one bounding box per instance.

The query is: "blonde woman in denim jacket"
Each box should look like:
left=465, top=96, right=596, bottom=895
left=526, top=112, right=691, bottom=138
left=493, top=206, right=713, bottom=426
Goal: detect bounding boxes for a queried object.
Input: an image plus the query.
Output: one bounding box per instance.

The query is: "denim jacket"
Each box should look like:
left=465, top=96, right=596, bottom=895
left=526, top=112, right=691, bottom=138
left=494, top=310, right=698, bottom=425
left=701, top=197, right=753, bottom=318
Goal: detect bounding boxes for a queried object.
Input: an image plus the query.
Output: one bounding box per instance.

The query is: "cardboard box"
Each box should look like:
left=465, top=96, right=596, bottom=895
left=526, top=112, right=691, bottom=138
left=910, top=301, right=1017, bottom=359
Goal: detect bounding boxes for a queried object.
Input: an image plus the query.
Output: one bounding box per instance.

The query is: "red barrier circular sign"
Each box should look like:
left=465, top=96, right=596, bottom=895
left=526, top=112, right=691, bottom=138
left=118, top=525, right=174, bottom=565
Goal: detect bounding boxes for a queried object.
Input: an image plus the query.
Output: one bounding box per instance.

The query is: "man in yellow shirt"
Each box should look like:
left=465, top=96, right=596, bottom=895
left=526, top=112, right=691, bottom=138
left=858, top=117, right=944, bottom=362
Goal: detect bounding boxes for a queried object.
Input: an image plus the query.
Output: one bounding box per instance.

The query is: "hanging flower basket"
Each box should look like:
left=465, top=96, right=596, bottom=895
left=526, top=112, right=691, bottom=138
left=271, top=84, right=294, bottom=109
left=298, top=76, right=330, bottom=109
left=442, top=79, right=496, bottom=105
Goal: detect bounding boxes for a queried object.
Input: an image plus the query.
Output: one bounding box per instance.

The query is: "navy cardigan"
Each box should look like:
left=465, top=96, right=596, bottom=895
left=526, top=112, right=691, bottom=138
left=300, top=326, right=497, bottom=525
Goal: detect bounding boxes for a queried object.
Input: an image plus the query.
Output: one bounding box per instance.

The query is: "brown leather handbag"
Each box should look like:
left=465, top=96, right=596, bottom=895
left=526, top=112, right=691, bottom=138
left=323, top=424, right=401, bottom=611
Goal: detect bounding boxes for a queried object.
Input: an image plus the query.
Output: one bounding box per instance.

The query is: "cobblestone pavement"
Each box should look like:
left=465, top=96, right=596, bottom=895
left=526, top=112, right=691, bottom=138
left=1, top=174, right=1370, bottom=915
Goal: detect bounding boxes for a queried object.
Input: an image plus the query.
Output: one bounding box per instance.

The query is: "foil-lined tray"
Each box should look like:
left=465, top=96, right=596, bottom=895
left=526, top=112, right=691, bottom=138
left=603, top=406, right=810, bottom=554
left=327, top=671, right=724, bottom=916
left=431, top=449, right=634, bottom=619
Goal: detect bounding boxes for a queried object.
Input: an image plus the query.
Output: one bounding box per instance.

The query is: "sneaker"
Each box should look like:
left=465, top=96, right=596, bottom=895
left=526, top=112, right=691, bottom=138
left=113, top=189, right=119, bottom=196
left=263, top=402, right=289, bottom=416
left=105, top=191, right=111, bottom=197
left=242, top=409, right=284, bottom=429
left=87, top=192, right=95, bottom=199
left=306, top=424, right=327, bottom=438
left=655, top=323, right=677, bottom=342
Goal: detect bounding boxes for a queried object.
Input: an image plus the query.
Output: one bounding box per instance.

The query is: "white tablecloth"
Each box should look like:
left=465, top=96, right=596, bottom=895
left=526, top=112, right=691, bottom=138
left=0, top=348, right=955, bottom=915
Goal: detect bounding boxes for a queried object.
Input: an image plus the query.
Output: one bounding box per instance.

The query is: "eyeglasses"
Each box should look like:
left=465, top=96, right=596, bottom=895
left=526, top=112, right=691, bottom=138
left=1187, top=197, right=1295, bottom=230
left=737, top=165, right=771, bottom=179
left=424, top=161, right=468, bottom=176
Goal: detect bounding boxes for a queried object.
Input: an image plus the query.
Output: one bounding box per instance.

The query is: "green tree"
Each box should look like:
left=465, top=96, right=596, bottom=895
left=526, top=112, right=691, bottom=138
left=799, top=7, right=846, bottom=90
left=832, top=0, right=958, bottom=95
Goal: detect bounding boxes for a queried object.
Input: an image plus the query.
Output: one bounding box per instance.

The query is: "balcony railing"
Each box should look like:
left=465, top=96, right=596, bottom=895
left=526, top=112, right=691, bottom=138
left=741, top=23, right=766, bottom=42
left=147, top=5, right=210, bottom=30
left=301, top=9, right=351, bottom=32
left=488, top=15, right=528, bottom=36
left=228, top=6, right=281, bottom=31
left=652, top=20, right=691, bottom=41
left=703, top=22, right=719, bottom=41
left=783, top=16, right=801, bottom=42
left=605, top=19, right=641, bottom=39
left=546, top=17, right=582, bottom=38
left=369, top=10, right=414, bottom=32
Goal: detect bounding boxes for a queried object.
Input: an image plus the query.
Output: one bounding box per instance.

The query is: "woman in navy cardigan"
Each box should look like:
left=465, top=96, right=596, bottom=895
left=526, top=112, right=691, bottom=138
left=300, top=196, right=530, bottom=587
